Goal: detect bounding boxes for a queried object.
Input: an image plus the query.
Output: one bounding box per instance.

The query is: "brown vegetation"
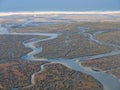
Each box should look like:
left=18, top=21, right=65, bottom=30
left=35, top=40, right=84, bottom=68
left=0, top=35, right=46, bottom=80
left=82, top=27, right=120, bottom=80
left=82, top=54, right=120, bottom=79
left=95, top=30, right=120, bottom=45
left=0, top=35, right=46, bottom=59
left=10, top=23, right=115, bottom=59
left=32, top=63, right=103, bottom=90
left=0, top=16, right=120, bottom=90
left=0, top=60, right=48, bottom=89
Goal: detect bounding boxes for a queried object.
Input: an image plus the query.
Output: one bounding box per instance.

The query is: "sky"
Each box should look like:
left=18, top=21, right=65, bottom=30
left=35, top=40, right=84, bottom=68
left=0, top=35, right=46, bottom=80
left=0, top=0, right=120, bottom=12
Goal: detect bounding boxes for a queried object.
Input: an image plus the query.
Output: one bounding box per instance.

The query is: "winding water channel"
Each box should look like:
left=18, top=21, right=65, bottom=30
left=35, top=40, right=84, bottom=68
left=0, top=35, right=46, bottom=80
left=0, top=23, right=120, bottom=90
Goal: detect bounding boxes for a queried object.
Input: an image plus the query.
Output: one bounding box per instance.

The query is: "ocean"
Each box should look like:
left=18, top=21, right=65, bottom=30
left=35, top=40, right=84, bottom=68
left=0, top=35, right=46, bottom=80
left=0, top=0, right=120, bottom=12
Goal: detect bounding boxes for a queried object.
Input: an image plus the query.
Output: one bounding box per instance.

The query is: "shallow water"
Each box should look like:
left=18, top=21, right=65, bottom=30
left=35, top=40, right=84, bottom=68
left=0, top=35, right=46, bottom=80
left=21, top=27, right=120, bottom=90
left=0, top=22, right=120, bottom=90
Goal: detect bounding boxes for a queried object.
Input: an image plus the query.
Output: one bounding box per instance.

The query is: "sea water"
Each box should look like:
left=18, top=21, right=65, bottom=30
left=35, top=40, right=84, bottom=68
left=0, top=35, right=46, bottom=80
left=0, top=0, right=120, bottom=12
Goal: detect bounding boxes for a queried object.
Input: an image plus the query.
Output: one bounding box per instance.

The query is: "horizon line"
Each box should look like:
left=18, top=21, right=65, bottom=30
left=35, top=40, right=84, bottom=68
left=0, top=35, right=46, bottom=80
left=0, top=11, right=120, bottom=16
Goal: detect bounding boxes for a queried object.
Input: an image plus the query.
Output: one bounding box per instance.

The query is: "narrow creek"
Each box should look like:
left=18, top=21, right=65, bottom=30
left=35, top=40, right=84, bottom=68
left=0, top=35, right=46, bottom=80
left=0, top=24, right=120, bottom=90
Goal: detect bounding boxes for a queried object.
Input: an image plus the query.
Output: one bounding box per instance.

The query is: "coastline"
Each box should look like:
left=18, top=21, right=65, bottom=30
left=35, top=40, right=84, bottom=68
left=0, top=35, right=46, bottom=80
left=0, top=11, right=120, bottom=16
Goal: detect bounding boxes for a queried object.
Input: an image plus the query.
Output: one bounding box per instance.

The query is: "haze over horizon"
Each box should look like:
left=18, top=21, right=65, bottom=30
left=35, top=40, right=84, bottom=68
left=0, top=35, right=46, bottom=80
left=0, top=0, right=120, bottom=12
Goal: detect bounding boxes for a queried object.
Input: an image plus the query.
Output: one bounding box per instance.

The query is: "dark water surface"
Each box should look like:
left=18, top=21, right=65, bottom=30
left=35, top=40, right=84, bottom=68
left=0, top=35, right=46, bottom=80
left=0, top=0, right=120, bottom=12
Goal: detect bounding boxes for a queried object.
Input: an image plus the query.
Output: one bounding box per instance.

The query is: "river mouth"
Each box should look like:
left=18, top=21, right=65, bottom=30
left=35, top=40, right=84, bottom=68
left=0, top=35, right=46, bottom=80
left=0, top=16, right=120, bottom=90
